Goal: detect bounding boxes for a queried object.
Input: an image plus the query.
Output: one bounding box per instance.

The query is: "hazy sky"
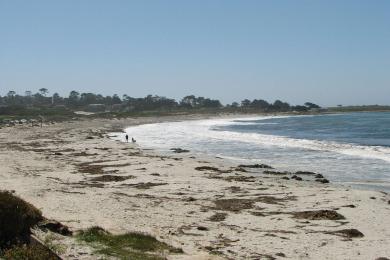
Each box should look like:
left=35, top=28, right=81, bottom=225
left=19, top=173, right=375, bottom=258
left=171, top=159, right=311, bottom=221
left=1, top=0, right=389, bottom=106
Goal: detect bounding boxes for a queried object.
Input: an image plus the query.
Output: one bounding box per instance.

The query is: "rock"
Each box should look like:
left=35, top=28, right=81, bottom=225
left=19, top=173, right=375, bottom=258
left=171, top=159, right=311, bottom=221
left=316, top=178, right=329, bottom=183
left=276, top=252, right=286, bottom=257
left=328, top=229, right=364, bottom=238
left=281, top=176, right=290, bottom=180
left=341, top=204, right=356, bottom=208
left=370, top=197, right=376, bottom=200
left=38, top=220, right=72, bottom=236
left=375, top=257, right=390, bottom=260
left=291, top=175, right=303, bottom=181
left=170, top=148, right=190, bottom=153
left=295, top=171, right=317, bottom=175
left=238, top=164, right=273, bottom=169
left=185, top=197, right=196, bottom=202
left=263, top=170, right=290, bottom=175
left=197, top=226, right=209, bottom=231
left=315, top=173, right=324, bottom=178
left=195, top=166, right=220, bottom=171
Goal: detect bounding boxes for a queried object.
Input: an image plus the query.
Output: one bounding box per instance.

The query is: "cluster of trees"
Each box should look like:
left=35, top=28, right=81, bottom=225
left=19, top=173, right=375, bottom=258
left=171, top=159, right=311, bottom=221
left=0, top=89, right=52, bottom=107
left=0, top=89, right=320, bottom=113
left=229, top=99, right=320, bottom=112
left=0, top=89, right=123, bottom=108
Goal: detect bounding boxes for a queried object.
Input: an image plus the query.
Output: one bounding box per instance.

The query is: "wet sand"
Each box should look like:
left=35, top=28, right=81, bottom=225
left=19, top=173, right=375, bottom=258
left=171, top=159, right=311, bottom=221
left=0, top=116, right=389, bottom=259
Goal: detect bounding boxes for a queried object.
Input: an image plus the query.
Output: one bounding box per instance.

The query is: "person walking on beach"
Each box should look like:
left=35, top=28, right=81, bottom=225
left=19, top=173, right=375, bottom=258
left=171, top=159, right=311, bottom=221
left=125, top=134, right=129, bottom=142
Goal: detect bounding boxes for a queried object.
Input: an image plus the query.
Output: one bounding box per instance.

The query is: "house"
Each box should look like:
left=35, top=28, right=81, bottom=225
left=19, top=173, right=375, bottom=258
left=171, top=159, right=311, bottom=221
left=85, top=104, right=106, bottom=112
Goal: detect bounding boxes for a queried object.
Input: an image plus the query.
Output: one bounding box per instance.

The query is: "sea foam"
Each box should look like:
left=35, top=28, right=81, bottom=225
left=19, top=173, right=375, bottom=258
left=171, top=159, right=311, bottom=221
left=122, top=116, right=390, bottom=163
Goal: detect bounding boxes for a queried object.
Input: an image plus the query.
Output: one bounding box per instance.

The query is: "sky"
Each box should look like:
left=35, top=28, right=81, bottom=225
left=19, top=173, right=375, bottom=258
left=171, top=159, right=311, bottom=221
left=0, top=0, right=389, bottom=106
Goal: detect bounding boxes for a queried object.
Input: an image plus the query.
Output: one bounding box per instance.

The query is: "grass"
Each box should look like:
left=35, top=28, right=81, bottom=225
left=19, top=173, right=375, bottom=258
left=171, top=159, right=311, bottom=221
left=43, top=233, right=66, bottom=255
left=0, top=105, right=75, bottom=121
left=76, top=226, right=182, bottom=260
left=0, top=191, right=66, bottom=259
left=0, top=191, right=43, bottom=249
left=1, top=244, right=59, bottom=260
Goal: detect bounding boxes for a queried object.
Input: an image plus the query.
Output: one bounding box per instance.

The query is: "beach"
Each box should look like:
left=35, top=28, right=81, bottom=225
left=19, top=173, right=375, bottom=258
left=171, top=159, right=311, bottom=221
left=0, top=115, right=389, bottom=260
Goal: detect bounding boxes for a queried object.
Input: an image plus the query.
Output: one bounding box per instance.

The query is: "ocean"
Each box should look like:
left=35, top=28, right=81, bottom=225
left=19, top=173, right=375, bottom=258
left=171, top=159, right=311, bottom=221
left=121, top=112, right=390, bottom=192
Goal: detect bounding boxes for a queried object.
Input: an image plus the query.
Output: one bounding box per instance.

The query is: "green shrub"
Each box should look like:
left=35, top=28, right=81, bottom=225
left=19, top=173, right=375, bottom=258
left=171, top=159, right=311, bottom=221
left=77, top=226, right=183, bottom=260
left=0, top=191, right=43, bottom=248
left=2, top=244, right=58, bottom=260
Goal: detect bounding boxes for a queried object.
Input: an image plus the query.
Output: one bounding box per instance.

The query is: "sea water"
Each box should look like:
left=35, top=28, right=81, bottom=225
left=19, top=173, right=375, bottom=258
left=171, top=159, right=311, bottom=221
left=121, top=112, right=390, bottom=192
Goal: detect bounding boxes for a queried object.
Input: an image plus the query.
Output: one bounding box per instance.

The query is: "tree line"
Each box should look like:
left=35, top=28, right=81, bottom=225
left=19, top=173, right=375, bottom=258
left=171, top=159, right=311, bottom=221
left=0, top=89, right=320, bottom=114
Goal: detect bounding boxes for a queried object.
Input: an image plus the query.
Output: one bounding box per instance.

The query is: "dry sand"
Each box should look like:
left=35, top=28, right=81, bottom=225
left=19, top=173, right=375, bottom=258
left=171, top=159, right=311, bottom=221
left=0, top=115, right=389, bottom=260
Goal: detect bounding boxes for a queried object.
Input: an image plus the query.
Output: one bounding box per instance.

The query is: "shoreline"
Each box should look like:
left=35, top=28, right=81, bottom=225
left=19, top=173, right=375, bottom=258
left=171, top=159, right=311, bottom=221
left=0, top=115, right=389, bottom=259
left=119, top=114, right=390, bottom=193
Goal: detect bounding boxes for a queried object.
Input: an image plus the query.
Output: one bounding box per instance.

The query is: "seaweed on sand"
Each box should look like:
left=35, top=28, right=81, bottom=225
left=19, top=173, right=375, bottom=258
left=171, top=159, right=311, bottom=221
left=292, top=210, right=345, bottom=220
left=90, top=175, right=135, bottom=182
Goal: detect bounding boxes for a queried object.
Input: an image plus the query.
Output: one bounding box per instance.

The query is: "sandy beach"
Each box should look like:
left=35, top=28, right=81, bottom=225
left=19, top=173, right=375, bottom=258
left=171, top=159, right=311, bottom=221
left=0, top=115, right=389, bottom=260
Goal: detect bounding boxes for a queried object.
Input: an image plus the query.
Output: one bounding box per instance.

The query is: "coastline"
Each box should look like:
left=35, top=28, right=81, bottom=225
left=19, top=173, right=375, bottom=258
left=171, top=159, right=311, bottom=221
left=121, top=113, right=390, bottom=193
left=0, top=115, right=389, bottom=259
